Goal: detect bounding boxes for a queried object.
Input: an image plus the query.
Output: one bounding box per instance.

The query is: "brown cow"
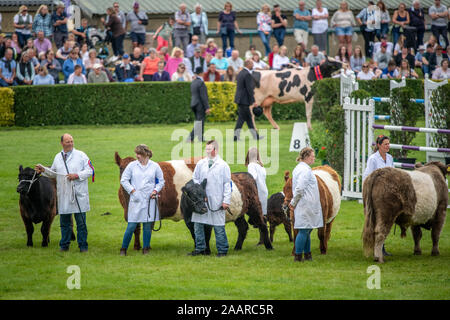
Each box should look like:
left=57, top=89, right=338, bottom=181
left=115, top=152, right=201, bottom=250
left=252, top=58, right=346, bottom=131
left=282, top=166, right=342, bottom=255
left=362, top=162, right=449, bottom=263
left=266, top=192, right=293, bottom=243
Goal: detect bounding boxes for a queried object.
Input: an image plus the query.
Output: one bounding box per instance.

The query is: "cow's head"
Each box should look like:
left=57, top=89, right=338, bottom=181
left=17, top=165, right=40, bottom=195
left=181, top=179, right=208, bottom=214
left=417, top=161, right=450, bottom=179
left=282, top=171, right=293, bottom=219
left=320, top=57, right=347, bottom=78
left=114, top=152, right=135, bottom=178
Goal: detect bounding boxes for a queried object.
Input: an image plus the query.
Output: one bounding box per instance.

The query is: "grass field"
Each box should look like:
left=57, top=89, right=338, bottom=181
left=0, top=121, right=449, bottom=300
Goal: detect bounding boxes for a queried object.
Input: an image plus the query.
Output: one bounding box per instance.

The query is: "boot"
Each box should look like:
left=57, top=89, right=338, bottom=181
left=294, top=253, right=303, bottom=262
left=142, top=247, right=150, bottom=255
left=120, top=248, right=127, bottom=256
left=304, top=252, right=312, bottom=261
left=382, top=245, right=392, bottom=256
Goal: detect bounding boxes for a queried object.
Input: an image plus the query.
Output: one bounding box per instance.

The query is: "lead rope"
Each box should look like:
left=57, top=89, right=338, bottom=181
left=147, top=194, right=161, bottom=232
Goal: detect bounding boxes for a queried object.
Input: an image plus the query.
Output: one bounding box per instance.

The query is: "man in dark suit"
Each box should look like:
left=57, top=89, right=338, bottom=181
left=187, top=67, right=210, bottom=142
left=234, top=59, right=262, bottom=141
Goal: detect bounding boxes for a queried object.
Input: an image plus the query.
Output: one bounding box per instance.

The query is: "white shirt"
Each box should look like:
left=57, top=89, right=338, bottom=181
left=248, top=162, right=268, bottom=215
left=357, top=70, right=376, bottom=80
left=311, top=7, right=329, bottom=34
left=273, top=54, right=290, bottom=70
left=362, top=151, right=394, bottom=181
left=120, top=160, right=165, bottom=223
left=252, top=60, right=268, bottom=70
left=14, top=13, right=33, bottom=35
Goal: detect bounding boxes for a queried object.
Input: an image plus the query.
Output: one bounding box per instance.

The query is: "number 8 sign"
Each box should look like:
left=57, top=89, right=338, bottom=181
left=289, top=122, right=310, bottom=152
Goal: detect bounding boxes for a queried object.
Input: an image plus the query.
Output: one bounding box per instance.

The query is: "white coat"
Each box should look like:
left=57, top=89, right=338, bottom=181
left=191, top=155, right=232, bottom=226
left=42, top=148, right=93, bottom=214
left=362, top=151, right=394, bottom=181
left=248, top=162, right=268, bottom=216
left=290, top=162, right=323, bottom=229
left=120, top=160, right=165, bottom=223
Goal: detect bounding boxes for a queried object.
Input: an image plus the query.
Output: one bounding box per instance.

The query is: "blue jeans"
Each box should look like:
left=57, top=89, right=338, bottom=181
left=60, top=213, right=88, bottom=250
left=273, top=28, right=286, bottom=46
left=295, top=228, right=312, bottom=254
left=17, top=32, right=31, bottom=48
left=0, top=78, right=18, bottom=87
left=221, top=29, right=235, bottom=52
left=392, top=27, right=401, bottom=50
left=194, top=222, right=228, bottom=254
left=112, top=34, right=125, bottom=56
left=376, top=23, right=389, bottom=40
left=258, top=31, right=272, bottom=56
left=121, top=222, right=152, bottom=249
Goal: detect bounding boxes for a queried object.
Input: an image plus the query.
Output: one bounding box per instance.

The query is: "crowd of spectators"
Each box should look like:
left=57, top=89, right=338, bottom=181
left=0, top=0, right=449, bottom=87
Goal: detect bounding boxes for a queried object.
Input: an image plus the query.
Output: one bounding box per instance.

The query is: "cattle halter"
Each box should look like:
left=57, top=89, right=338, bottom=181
left=314, top=66, right=323, bottom=80
left=19, top=171, right=39, bottom=194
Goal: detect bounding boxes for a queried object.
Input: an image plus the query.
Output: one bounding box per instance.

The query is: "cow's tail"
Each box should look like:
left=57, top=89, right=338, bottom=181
left=362, top=173, right=377, bottom=258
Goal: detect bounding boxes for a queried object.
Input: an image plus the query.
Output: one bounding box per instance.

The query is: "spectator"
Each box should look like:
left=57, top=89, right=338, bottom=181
left=186, top=35, right=200, bottom=58
left=205, top=38, right=218, bottom=57
left=392, top=3, right=410, bottom=49
left=33, top=65, right=54, bottom=85
left=394, top=46, right=415, bottom=68
left=152, top=61, right=171, bottom=81
left=21, top=38, right=35, bottom=56
left=408, top=0, right=425, bottom=50
left=10, top=33, right=22, bottom=56
left=4, top=38, right=18, bottom=61
left=252, top=53, right=269, bottom=70
left=273, top=45, right=290, bottom=70
left=373, top=41, right=391, bottom=70
left=290, top=45, right=306, bottom=67
left=381, top=59, right=400, bottom=78
left=111, top=2, right=127, bottom=29
left=27, top=48, right=40, bottom=73
left=350, top=45, right=366, bottom=73
left=16, top=51, right=35, bottom=85
left=357, top=62, right=376, bottom=79
left=432, top=59, right=450, bottom=79
left=293, top=1, right=312, bottom=49
left=41, top=50, right=61, bottom=84
left=245, top=44, right=262, bottom=61
left=140, top=49, right=160, bottom=81
left=271, top=4, right=288, bottom=46
left=154, top=17, right=174, bottom=53
left=165, top=47, right=184, bottom=77
left=305, top=45, right=326, bottom=67
left=393, top=34, right=407, bottom=55
left=159, top=46, right=169, bottom=62
left=398, top=58, right=418, bottom=78
left=67, top=64, right=87, bottom=84
left=434, top=45, right=449, bottom=67
left=102, top=7, right=126, bottom=60
left=368, top=58, right=383, bottom=77
left=72, top=18, right=90, bottom=47
left=422, top=43, right=437, bottom=75
left=191, top=4, right=209, bottom=44
left=0, top=12, right=2, bottom=33
left=83, top=49, right=101, bottom=75
left=376, top=1, right=390, bottom=41
left=424, top=34, right=438, bottom=50
left=199, top=44, right=207, bottom=58
left=203, top=63, right=221, bottom=82
left=63, top=48, right=85, bottom=82
left=205, top=53, right=214, bottom=66
left=227, top=49, right=243, bottom=73
left=414, top=44, right=425, bottom=68
left=356, top=1, right=378, bottom=58
left=257, top=4, right=272, bottom=57
left=171, top=62, right=191, bottom=81
left=33, top=31, right=52, bottom=56
left=52, top=3, right=69, bottom=49
left=0, top=48, right=17, bottom=87
left=130, top=47, right=145, bottom=74
left=0, top=34, right=6, bottom=59
left=88, top=64, right=109, bottom=83
left=14, top=5, right=33, bottom=48
left=115, top=54, right=137, bottom=82
left=335, top=45, right=350, bottom=64
left=268, top=44, right=279, bottom=68
left=80, top=43, right=89, bottom=62
left=173, top=3, right=191, bottom=52
left=217, top=2, right=242, bottom=53
left=32, top=5, right=52, bottom=39
left=126, top=2, right=148, bottom=50
left=222, top=66, right=237, bottom=82
left=332, top=2, right=357, bottom=56
left=311, top=0, right=329, bottom=52
left=189, top=47, right=207, bottom=74
left=429, top=0, right=449, bottom=49
left=210, top=49, right=229, bottom=74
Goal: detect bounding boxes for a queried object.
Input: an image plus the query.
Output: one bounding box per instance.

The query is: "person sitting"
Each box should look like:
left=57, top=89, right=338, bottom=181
left=381, top=60, right=400, bottom=79
left=67, top=64, right=87, bottom=84
left=350, top=45, right=366, bottom=73
left=115, top=54, right=136, bottom=82
left=189, top=47, right=207, bottom=74
left=335, top=45, right=350, bottom=64
left=221, top=66, right=236, bottom=82
left=63, top=48, right=85, bottom=82
left=72, top=18, right=90, bottom=47
left=130, top=47, right=144, bottom=74
left=372, top=35, right=393, bottom=55
left=252, top=53, right=269, bottom=70
left=203, top=62, right=221, bottom=82
left=245, top=44, right=262, bottom=60
left=290, top=44, right=306, bottom=67
left=140, top=49, right=160, bottom=81
left=164, top=47, right=184, bottom=77
left=56, top=39, right=72, bottom=67
left=88, top=63, right=109, bottom=83
left=398, top=58, right=418, bottom=78
left=414, top=45, right=425, bottom=68
left=210, top=49, right=228, bottom=75
left=171, top=62, right=192, bottom=81
left=205, top=38, right=217, bottom=57
left=16, top=51, right=35, bottom=85
left=432, top=59, right=450, bottom=79
left=368, top=58, right=383, bottom=78
left=0, top=48, right=17, bottom=87
left=33, top=31, right=52, bottom=56
left=152, top=60, right=171, bottom=81
left=357, top=62, right=377, bottom=80
left=421, top=43, right=437, bottom=76
left=373, top=41, right=391, bottom=70
left=394, top=46, right=415, bottom=68
left=227, top=49, right=243, bottom=73
left=268, top=44, right=279, bottom=68
left=305, top=45, right=326, bottom=67
left=393, top=34, right=407, bottom=56
left=40, top=50, right=61, bottom=84
left=33, top=65, right=54, bottom=85
left=83, top=48, right=101, bottom=76
left=272, top=45, right=290, bottom=70
left=433, top=45, right=449, bottom=69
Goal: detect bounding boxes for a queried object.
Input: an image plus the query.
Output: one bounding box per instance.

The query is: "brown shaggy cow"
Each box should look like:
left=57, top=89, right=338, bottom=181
left=282, top=166, right=342, bottom=255
left=266, top=192, right=293, bottom=243
left=114, top=152, right=201, bottom=250
left=362, top=162, right=449, bottom=263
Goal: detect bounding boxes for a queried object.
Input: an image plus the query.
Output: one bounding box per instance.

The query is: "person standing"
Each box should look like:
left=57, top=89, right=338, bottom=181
left=191, top=4, right=208, bottom=44
left=357, top=1, right=377, bottom=58
left=429, top=0, right=449, bottom=49
left=391, top=3, right=410, bottom=51
left=32, top=5, right=53, bottom=39
left=13, top=5, right=33, bottom=48
left=311, top=0, right=329, bottom=52
left=408, top=0, right=425, bottom=50
left=271, top=4, right=288, bottom=47
left=174, top=3, right=191, bottom=53
left=245, top=147, right=268, bottom=217
left=217, top=2, right=242, bottom=53
left=331, top=1, right=357, bottom=56
left=257, top=4, right=272, bottom=57
left=52, top=3, right=69, bottom=49
left=119, top=144, right=165, bottom=256
left=293, top=1, right=311, bottom=49
left=289, top=147, right=323, bottom=262
left=127, top=2, right=148, bottom=50
left=103, top=7, right=126, bottom=60
left=189, top=140, right=232, bottom=257
left=35, top=134, right=94, bottom=252
left=234, top=59, right=261, bottom=141
left=187, top=67, right=210, bottom=142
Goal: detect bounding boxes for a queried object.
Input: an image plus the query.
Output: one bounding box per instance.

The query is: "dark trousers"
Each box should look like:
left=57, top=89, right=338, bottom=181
left=112, top=34, right=125, bottom=57
left=431, top=25, right=449, bottom=49
left=189, top=105, right=206, bottom=141
left=60, top=212, right=88, bottom=250
left=221, top=29, right=235, bottom=52
left=54, top=31, right=68, bottom=49
left=234, top=104, right=258, bottom=139
left=17, top=32, right=31, bottom=48
left=273, top=28, right=286, bottom=46
left=362, top=28, right=375, bottom=57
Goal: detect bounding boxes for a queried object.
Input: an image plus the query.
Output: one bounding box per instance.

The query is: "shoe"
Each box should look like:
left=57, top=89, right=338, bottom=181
left=80, top=248, right=88, bottom=253
left=187, top=250, right=206, bottom=256
left=120, top=248, right=127, bottom=256
left=216, top=253, right=227, bottom=257
left=304, top=252, right=312, bottom=261
left=110, top=55, right=119, bottom=62
left=233, top=136, right=240, bottom=141
left=60, top=248, right=69, bottom=252
left=382, top=245, right=392, bottom=256
left=142, top=247, right=150, bottom=255
left=294, top=253, right=303, bottom=262
left=255, top=135, right=264, bottom=140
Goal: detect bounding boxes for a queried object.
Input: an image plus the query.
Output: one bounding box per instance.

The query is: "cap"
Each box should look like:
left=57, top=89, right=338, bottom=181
left=418, top=45, right=425, bottom=51
left=93, top=63, right=102, bottom=69
left=133, top=2, right=140, bottom=8
left=194, top=47, right=201, bottom=53
left=381, top=41, right=387, bottom=48
left=122, top=54, right=130, bottom=59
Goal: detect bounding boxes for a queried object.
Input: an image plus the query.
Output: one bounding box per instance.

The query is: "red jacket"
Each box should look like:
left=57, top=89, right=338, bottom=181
left=203, top=70, right=221, bottom=82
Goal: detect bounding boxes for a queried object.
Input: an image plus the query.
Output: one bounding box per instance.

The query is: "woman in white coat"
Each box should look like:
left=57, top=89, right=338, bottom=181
left=119, top=144, right=165, bottom=256
left=289, top=147, right=323, bottom=262
left=245, top=147, right=268, bottom=217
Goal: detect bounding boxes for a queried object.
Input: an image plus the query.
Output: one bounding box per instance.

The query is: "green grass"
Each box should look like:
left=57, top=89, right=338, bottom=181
left=0, top=121, right=449, bottom=300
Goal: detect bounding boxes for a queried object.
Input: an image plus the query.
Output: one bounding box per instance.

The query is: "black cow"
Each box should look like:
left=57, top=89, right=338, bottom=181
left=267, top=192, right=293, bottom=243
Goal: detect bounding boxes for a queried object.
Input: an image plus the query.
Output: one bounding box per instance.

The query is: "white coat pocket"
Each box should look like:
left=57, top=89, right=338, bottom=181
left=131, top=191, right=141, bottom=203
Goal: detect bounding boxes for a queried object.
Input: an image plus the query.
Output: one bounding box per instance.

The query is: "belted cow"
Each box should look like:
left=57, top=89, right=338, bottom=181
left=251, top=58, right=346, bottom=131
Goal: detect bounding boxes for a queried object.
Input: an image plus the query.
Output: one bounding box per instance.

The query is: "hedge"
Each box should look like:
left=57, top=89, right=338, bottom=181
left=0, top=88, right=15, bottom=126
left=5, top=79, right=427, bottom=127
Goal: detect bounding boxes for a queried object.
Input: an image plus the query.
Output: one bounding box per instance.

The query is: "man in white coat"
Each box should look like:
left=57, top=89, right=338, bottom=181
left=35, top=133, right=93, bottom=252
left=190, top=140, right=232, bottom=257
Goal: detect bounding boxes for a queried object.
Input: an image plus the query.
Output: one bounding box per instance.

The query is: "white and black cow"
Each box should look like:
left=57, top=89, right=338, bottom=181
left=252, top=57, right=346, bottom=130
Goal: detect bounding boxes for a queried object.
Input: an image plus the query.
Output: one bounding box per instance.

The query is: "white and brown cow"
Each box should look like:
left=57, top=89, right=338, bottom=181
left=362, top=162, right=449, bottom=263
left=115, top=152, right=201, bottom=250
left=252, top=58, right=345, bottom=131
left=282, top=165, right=342, bottom=255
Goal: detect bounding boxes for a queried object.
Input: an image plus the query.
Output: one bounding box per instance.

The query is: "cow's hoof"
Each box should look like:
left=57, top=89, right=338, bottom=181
left=42, top=243, right=48, bottom=247
left=413, top=250, right=422, bottom=255
left=320, top=250, right=327, bottom=255
left=134, top=246, right=141, bottom=251
left=27, top=243, right=33, bottom=247
left=234, top=247, right=242, bottom=251
left=431, top=250, right=440, bottom=256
